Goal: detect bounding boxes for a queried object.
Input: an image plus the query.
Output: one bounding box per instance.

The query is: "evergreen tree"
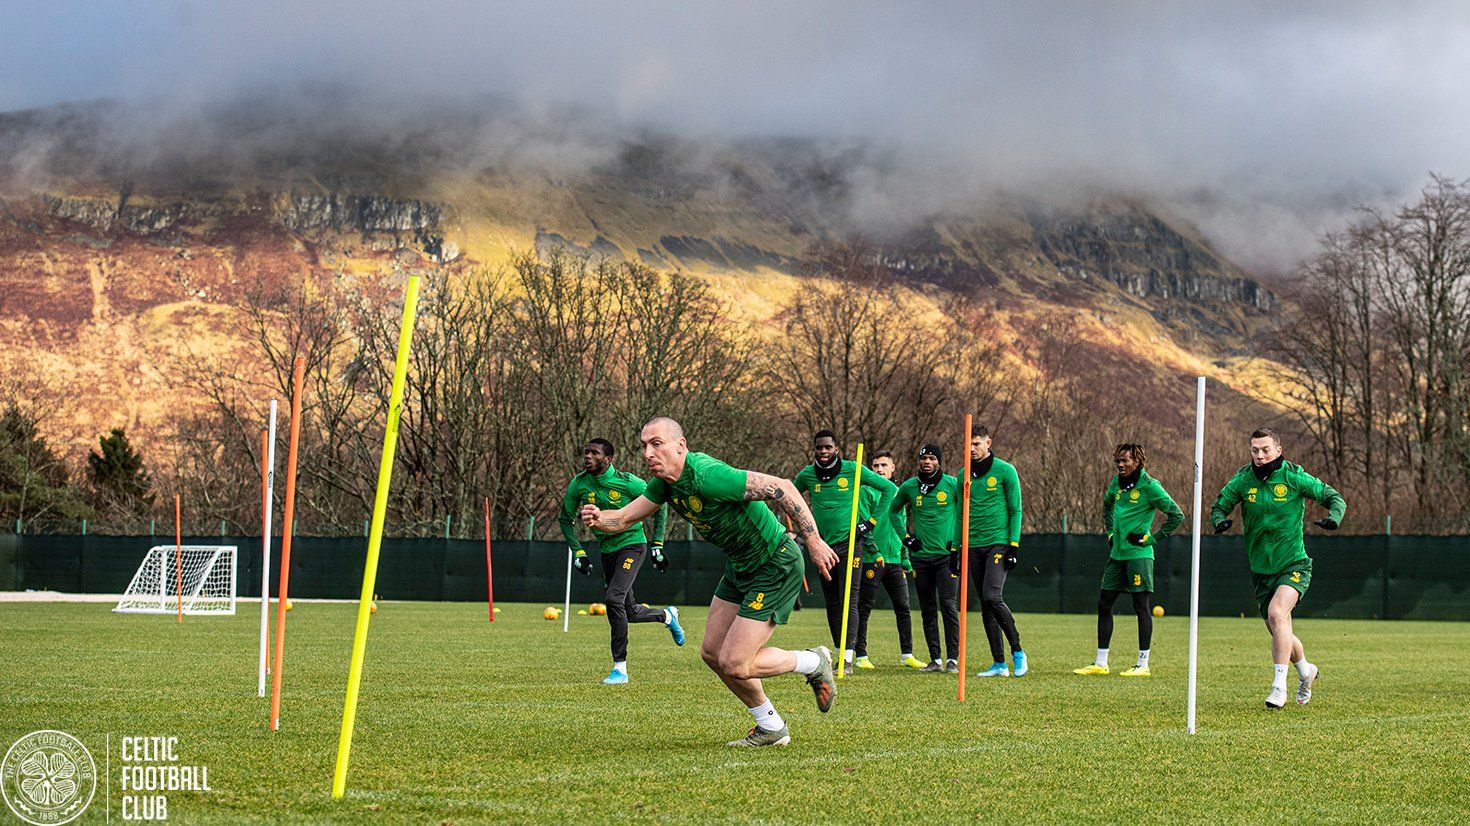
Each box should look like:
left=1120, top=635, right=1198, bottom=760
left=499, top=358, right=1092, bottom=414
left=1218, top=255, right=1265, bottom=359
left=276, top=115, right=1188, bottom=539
left=0, top=405, right=91, bottom=526
left=87, top=427, right=155, bottom=514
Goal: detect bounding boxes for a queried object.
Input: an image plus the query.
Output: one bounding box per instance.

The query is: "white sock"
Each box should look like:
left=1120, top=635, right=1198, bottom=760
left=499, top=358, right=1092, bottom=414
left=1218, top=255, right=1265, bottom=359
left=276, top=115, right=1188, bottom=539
left=1294, top=659, right=1312, bottom=678
left=1095, top=648, right=1109, bottom=668
left=901, top=652, right=913, bottom=659
left=614, top=660, right=627, bottom=673
left=749, top=700, right=785, bottom=732
left=792, top=650, right=821, bottom=675
left=843, top=649, right=855, bottom=663
left=1272, top=664, right=1289, bottom=690
left=1136, top=650, right=1150, bottom=669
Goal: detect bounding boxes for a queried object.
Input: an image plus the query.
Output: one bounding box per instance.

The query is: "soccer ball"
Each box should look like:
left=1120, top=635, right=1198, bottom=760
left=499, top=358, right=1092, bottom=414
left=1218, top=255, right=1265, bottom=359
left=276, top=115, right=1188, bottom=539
left=1153, top=605, right=1165, bottom=617
left=370, top=601, right=378, bottom=614
left=544, top=606, right=562, bottom=620
left=285, top=600, right=294, bottom=612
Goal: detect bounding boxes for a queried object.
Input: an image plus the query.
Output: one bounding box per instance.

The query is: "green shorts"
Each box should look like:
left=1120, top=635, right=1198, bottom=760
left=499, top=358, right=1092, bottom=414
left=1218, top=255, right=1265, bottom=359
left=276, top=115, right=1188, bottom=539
left=713, top=537, right=806, bottom=624
left=1251, top=557, right=1313, bottom=619
left=1101, top=557, right=1154, bottom=593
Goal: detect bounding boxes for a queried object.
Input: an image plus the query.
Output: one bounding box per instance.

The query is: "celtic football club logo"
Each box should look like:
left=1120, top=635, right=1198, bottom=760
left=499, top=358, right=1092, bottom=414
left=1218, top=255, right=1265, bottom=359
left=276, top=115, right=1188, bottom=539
left=2, top=730, right=96, bottom=825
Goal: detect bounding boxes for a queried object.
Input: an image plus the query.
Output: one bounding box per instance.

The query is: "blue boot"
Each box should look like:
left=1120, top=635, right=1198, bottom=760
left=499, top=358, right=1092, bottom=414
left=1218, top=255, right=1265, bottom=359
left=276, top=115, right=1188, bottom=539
left=976, top=661, right=1010, bottom=678
left=664, top=606, right=685, bottom=646
left=1011, top=650, right=1029, bottom=677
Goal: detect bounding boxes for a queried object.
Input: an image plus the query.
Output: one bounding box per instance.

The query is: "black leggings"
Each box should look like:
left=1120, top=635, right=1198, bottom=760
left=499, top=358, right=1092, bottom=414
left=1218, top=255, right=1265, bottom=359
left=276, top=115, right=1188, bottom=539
left=1097, top=589, right=1152, bottom=651
left=855, top=562, right=913, bottom=657
left=970, top=546, right=1021, bottom=663
left=820, top=550, right=863, bottom=653
left=600, top=545, right=667, bottom=662
left=912, top=555, right=959, bottom=662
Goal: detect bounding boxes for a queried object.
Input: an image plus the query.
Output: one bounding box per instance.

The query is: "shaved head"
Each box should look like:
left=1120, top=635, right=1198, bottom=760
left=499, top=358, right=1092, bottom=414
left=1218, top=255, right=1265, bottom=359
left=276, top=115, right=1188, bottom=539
left=644, top=416, right=684, bottom=440
left=640, top=417, right=688, bottom=482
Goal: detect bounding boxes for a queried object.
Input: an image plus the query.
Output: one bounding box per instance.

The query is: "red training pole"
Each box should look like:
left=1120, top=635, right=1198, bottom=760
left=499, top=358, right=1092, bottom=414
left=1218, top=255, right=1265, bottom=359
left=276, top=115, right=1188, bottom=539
left=484, top=497, right=495, bottom=621
left=175, top=493, right=182, bottom=623
left=958, top=413, right=973, bottom=702
left=270, top=356, right=305, bottom=731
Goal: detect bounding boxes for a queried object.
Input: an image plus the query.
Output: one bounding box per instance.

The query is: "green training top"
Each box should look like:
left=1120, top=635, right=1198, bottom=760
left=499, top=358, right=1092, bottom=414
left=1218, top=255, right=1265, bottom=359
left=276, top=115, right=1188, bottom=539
left=1209, top=460, right=1347, bottom=575
left=860, top=485, right=905, bottom=566
left=889, top=473, right=959, bottom=558
left=644, top=451, right=788, bottom=573
left=956, top=456, right=1023, bottom=548
left=793, top=459, right=899, bottom=545
left=559, top=464, right=667, bottom=554
left=1103, top=469, right=1185, bottom=561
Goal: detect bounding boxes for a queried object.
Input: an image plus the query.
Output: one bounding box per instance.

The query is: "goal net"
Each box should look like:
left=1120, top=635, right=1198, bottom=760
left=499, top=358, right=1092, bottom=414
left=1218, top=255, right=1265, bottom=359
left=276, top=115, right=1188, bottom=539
left=114, top=545, right=238, bottom=615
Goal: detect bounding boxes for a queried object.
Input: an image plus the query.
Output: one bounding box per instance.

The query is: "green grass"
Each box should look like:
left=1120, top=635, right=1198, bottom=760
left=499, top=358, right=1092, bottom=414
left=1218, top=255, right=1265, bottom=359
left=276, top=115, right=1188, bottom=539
left=2, top=601, right=1468, bottom=823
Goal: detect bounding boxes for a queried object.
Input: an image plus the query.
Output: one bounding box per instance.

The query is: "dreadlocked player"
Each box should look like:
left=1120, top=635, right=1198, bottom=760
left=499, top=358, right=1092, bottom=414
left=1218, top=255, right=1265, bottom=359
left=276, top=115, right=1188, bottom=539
left=1074, top=443, right=1183, bottom=678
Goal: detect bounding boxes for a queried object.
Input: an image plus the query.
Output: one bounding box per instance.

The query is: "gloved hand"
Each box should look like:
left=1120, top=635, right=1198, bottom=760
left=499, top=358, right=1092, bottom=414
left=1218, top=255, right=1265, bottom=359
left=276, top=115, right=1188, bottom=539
left=572, top=550, right=593, bottom=576
left=1126, top=532, right=1149, bottom=547
left=947, top=550, right=961, bottom=575
left=874, top=555, right=885, bottom=568
left=1313, top=518, right=1338, bottom=531
left=1213, top=519, right=1233, bottom=534
left=649, top=543, right=668, bottom=571
left=902, top=534, right=922, bottom=554
left=855, top=519, right=875, bottom=539
left=1002, top=544, right=1019, bottom=571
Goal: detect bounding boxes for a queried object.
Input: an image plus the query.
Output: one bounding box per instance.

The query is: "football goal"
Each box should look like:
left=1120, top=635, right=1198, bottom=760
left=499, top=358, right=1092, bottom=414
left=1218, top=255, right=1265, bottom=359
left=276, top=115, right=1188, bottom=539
left=114, top=545, right=238, bottom=615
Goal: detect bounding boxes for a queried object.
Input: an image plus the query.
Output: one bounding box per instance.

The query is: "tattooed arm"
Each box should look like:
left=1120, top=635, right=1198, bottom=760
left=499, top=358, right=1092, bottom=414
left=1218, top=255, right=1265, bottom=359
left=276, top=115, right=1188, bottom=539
left=579, top=495, right=660, bottom=534
left=744, top=471, right=838, bottom=579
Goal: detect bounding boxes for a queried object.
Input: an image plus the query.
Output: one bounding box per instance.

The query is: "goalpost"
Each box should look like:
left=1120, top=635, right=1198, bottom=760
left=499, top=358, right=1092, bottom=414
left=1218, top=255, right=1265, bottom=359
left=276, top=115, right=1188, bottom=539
left=114, top=546, right=238, bottom=615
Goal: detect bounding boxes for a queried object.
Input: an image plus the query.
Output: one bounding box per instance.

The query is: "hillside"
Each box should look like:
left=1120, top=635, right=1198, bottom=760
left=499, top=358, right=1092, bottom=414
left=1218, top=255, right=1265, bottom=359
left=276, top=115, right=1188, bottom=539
left=0, top=104, right=1279, bottom=460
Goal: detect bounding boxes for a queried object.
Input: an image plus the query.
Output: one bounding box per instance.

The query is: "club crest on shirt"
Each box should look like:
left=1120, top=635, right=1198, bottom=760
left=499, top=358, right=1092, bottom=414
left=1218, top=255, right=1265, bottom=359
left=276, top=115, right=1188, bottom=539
left=1130, top=490, right=1141, bottom=501
left=837, top=477, right=849, bottom=489
left=609, top=490, right=621, bottom=500
left=1273, top=484, right=1288, bottom=497
left=688, top=495, right=703, bottom=513
left=986, top=476, right=998, bottom=489
left=936, top=491, right=948, bottom=502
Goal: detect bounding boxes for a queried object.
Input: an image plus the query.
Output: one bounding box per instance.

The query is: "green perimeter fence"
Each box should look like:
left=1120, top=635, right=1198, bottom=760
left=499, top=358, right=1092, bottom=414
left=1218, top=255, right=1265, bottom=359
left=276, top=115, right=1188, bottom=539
left=1, top=534, right=1466, bottom=620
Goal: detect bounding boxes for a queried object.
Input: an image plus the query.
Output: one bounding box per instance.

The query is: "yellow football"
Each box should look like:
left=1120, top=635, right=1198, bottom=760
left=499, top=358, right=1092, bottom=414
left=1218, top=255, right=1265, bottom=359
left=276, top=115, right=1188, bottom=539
left=1153, top=605, right=1165, bottom=617
left=543, top=606, right=561, bottom=620
left=285, top=600, right=294, bottom=612
left=370, top=601, right=378, bottom=614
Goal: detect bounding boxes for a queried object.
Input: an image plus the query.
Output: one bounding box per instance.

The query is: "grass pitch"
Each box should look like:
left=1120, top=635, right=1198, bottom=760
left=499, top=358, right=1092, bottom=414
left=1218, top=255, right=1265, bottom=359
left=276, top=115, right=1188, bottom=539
left=2, top=600, right=1467, bottom=823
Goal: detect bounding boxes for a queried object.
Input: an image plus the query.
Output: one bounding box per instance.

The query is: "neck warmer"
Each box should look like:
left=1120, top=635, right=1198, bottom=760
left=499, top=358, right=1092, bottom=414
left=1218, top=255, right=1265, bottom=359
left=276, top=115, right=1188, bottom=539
left=917, top=469, right=942, bottom=494
left=1252, top=455, right=1284, bottom=481
left=1118, top=467, right=1142, bottom=490
left=814, top=455, right=842, bottom=482
left=970, top=453, right=995, bottom=478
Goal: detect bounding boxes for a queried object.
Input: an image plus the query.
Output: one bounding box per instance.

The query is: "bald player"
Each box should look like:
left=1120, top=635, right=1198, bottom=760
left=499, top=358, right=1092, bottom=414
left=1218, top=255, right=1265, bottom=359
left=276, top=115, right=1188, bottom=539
left=581, top=417, right=840, bottom=747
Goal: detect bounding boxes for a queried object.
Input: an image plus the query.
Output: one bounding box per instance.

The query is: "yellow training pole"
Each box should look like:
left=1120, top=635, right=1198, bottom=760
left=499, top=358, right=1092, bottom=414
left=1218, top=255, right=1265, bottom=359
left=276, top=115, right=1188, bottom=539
left=332, top=275, right=420, bottom=800
left=836, top=443, right=864, bottom=679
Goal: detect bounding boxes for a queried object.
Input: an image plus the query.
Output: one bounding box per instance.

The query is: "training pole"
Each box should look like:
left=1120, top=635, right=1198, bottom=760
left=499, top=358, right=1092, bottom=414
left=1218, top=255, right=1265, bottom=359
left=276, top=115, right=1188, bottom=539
left=958, top=414, right=973, bottom=701
left=484, top=497, right=495, bottom=621
left=332, top=275, right=421, bottom=799
left=563, top=547, right=573, bottom=632
left=836, top=444, right=864, bottom=679
left=1187, top=376, right=1205, bottom=733
left=257, top=403, right=277, bottom=696
left=270, top=357, right=305, bottom=732
left=174, top=494, right=182, bottom=623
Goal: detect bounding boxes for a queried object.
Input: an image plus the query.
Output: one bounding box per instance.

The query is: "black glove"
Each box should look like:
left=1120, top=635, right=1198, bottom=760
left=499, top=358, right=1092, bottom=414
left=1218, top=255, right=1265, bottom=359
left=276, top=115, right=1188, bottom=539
left=1313, top=518, right=1338, bottom=531
left=901, top=534, right=922, bottom=554
left=1002, top=545, right=1019, bottom=571
left=649, top=543, right=668, bottom=571
left=572, top=551, right=593, bottom=576
left=1213, top=519, right=1233, bottom=534
left=855, top=519, right=874, bottom=539
left=947, top=550, right=961, bottom=575
left=1126, top=532, right=1149, bottom=547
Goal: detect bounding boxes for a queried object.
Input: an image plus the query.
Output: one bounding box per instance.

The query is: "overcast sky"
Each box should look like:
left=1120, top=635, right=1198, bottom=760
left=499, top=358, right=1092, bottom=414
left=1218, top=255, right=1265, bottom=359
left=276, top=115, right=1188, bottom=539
left=3, top=1, right=1468, bottom=271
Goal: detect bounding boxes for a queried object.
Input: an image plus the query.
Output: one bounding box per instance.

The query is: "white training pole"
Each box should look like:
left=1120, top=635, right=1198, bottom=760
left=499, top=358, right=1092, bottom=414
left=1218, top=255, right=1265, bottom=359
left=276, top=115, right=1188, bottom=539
left=1187, top=377, right=1205, bottom=733
left=563, top=548, right=573, bottom=633
left=258, top=400, right=277, bottom=697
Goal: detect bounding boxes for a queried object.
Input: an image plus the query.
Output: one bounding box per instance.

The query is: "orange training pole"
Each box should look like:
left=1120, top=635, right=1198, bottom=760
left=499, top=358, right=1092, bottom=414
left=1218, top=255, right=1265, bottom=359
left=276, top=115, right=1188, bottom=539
left=270, top=356, right=305, bottom=731
left=175, top=493, right=182, bottom=622
left=958, top=414, right=973, bottom=702
left=484, top=497, right=495, bottom=621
